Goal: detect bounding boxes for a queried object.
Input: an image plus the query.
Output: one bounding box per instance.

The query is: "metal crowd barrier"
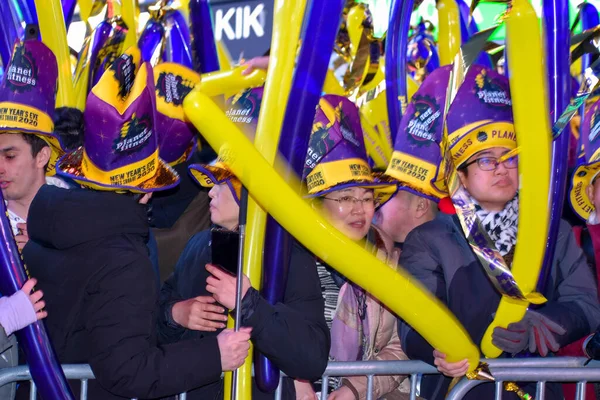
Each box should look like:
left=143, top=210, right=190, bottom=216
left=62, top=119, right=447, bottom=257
left=1, top=358, right=600, bottom=399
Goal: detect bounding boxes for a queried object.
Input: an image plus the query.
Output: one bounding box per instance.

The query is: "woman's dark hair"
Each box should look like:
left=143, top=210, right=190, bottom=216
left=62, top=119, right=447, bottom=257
left=53, top=107, right=85, bottom=151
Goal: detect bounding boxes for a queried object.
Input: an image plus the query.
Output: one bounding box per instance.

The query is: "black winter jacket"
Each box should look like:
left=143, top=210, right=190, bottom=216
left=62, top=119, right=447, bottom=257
left=20, top=185, right=226, bottom=399
left=158, top=229, right=330, bottom=399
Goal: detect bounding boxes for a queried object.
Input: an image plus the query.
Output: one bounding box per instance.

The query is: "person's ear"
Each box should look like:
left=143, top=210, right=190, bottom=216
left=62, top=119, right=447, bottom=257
left=587, top=183, right=596, bottom=209
left=415, top=197, right=430, bottom=219
left=457, top=169, right=468, bottom=189
left=36, top=146, right=51, bottom=169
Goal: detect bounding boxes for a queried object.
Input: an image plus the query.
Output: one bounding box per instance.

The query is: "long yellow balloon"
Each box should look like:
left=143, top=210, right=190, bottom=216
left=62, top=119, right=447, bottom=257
left=121, top=0, right=138, bottom=49
left=222, top=0, right=308, bottom=398
left=197, top=67, right=266, bottom=99
left=437, top=0, right=462, bottom=65
left=35, top=0, right=76, bottom=108
left=480, top=0, right=551, bottom=358
left=183, top=90, right=481, bottom=370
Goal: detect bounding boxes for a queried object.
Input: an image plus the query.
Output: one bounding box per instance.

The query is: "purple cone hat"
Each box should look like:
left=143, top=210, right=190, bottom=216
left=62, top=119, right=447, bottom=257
left=570, top=99, right=600, bottom=221
left=57, top=47, right=180, bottom=193
left=384, top=65, right=452, bottom=203
left=303, top=95, right=392, bottom=199
left=0, top=39, right=65, bottom=175
left=154, top=62, right=201, bottom=166
left=446, top=65, right=516, bottom=168
left=188, top=86, right=263, bottom=204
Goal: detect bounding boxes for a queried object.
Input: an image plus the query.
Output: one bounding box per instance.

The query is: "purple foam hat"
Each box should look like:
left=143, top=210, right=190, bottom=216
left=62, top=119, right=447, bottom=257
left=0, top=39, right=65, bottom=175
left=56, top=47, right=180, bottom=193
left=384, top=65, right=452, bottom=203
left=154, top=62, right=201, bottom=166
left=303, top=95, right=392, bottom=198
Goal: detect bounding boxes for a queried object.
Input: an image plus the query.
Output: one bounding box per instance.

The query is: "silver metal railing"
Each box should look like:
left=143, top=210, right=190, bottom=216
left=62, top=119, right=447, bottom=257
left=1, top=358, right=600, bottom=399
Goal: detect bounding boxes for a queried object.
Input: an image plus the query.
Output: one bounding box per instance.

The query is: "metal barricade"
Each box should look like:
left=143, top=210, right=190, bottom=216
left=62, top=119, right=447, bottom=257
left=1, top=358, right=599, bottom=399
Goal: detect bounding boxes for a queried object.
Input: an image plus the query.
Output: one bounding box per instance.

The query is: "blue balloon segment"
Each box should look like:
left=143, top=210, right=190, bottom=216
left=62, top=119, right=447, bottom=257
left=62, top=0, right=77, bottom=30
left=0, top=191, right=74, bottom=399
left=254, top=0, right=347, bottom=392
left=385, top=0, right=414, bottom=145
left=138, top=19, right=165, bottom=64
left=189, top=0, right=220, bottom=73
left=165, top=10, right=194, bottom=69
left=537, top=0, right=571, bottom=294
left=576, top=2, right=598, bottom=158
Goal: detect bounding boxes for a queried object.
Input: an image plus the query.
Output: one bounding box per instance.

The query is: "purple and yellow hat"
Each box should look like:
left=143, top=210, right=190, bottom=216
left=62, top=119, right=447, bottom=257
left=0, top=39, right=65, bottom=175
left=188, top=86, right=263, bottom=204
left=384, top=65, right=452, bottom=203
left=154, top=62, right=200, bottom=166
left=569, top=100, right=600, bottom=221
left=303, top=95, right=392, bottom=198
left=56, top=47, right=180, bottom=193
left=446, top=65, right=516, bottom=168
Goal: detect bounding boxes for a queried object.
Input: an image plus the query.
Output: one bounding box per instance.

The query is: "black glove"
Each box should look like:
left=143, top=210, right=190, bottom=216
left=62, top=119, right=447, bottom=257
left=492, top=310, right=566, bottom=356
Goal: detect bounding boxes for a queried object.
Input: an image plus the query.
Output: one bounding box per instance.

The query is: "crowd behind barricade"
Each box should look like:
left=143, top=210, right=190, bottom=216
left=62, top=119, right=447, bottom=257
left=2, top=37, right=600, bottom=400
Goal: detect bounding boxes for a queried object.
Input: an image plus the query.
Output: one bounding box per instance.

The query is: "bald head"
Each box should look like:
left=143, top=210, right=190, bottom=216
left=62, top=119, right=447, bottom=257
left=374, top=189, right=437, bottom=244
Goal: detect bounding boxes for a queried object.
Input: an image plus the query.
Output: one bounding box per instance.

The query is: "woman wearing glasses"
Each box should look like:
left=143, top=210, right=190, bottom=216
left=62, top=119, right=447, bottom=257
left=398, top=65, right=600, bottom=400
left=296, top=95, right=413, bottom=400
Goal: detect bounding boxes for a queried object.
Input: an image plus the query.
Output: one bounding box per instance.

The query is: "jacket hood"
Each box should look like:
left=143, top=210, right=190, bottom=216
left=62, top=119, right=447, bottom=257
left=28, top=185, right=149, bottom=250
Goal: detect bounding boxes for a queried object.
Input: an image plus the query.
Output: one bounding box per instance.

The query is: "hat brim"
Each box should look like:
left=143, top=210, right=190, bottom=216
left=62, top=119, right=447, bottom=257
left=569, top=162, right=600, bottom=221
left=188, top=163, right=241, bottom=204
left=55, top=147, right=180, bottom=193
left=305, top=180, right=394, bottom=200
left=372, top=172, right=442, bottom=209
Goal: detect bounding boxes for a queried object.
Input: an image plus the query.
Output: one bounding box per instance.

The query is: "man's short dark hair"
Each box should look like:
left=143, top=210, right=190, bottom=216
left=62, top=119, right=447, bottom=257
left=22, top=133, right=49, bottom=157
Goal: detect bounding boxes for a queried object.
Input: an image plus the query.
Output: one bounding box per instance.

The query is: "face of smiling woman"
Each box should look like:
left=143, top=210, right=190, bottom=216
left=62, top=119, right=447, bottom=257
left=319, top=187, right=375, bottom=241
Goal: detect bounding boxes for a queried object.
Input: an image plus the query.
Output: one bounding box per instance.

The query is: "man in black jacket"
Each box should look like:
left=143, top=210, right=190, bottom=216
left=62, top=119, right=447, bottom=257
left=19, top=48, right=253, bottom=399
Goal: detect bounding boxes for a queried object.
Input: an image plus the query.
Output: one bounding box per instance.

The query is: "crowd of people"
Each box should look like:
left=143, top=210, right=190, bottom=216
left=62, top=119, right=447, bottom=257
left=1, top=32, right=600, bottom=400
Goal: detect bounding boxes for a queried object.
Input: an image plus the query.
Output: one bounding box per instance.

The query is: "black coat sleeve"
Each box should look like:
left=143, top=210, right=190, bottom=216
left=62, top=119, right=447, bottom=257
left=86, top=248, right=222, bottom=399
left=397, top=229, right=445, bottom=365
left=240, top=242, right=330, bottom=381
left=537, top=220, right=600, bottom=346
left=157, top=230, right=212, bottom=344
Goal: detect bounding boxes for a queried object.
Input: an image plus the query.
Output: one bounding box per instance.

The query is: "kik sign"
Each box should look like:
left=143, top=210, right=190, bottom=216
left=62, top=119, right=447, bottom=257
left=210, top=0, right=273, bottom=61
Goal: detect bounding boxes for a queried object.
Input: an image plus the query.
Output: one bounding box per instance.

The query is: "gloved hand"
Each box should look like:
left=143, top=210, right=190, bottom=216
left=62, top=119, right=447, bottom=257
left=0, top=279, right=45, bottom=336
left=491, top=310, right=566, bottom=356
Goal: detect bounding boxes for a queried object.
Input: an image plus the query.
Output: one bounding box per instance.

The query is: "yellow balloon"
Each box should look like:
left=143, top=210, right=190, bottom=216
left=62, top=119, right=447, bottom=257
left=480, top=0, right=551, bottom=358
left=407, top=75, right=419, bottom=101
left=196, top=67, right=266, bottom=98
left=437, top=0, right=462, bottom=66
left=183, top=90, right=481, bottom=370
left=221, top=0, right=307, bottom=398
left=121, top=0, right=138, bottom=49
left=35, top=0, right=76, bottom=108
left=77, top=0, right=94, bottom=23
left=357, top=66, right=393, bottom=167
left=323, top=69, right=347, bottom=95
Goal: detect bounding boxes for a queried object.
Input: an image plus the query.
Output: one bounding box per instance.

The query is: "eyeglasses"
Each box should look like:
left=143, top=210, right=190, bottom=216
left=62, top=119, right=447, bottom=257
left=462, top=155, right=518, bottom=171
left=322, top=195, right=376, bottom=213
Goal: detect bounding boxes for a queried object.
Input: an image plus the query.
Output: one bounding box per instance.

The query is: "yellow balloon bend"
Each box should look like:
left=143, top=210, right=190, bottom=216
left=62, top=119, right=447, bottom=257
left=183, top=90, right=481, bottom=370
left=480, top=0, right=552, bottom=358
